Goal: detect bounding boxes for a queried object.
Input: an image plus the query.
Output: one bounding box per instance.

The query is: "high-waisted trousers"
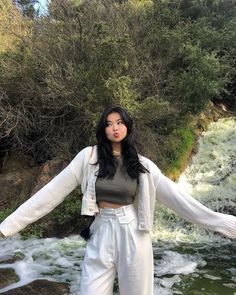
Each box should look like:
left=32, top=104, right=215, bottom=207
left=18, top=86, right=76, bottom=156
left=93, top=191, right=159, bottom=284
left=79, top=204, right=153, bottom=295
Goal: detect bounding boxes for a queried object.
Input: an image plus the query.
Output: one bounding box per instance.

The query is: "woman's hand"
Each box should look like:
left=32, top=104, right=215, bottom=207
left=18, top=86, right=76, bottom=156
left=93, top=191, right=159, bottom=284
left=0, top=231, right=5, bottom=239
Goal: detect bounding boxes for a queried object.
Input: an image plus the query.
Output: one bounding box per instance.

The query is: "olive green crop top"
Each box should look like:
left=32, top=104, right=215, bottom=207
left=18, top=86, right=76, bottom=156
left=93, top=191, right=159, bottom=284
left=95, top=156, right=138, bottom=205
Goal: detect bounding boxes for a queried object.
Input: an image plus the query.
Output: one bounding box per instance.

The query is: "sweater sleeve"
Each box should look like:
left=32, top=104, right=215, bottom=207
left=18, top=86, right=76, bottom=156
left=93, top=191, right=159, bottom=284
left=0, top=147, right=89, bottom=237
left=155, top=171, right=236, bottom=239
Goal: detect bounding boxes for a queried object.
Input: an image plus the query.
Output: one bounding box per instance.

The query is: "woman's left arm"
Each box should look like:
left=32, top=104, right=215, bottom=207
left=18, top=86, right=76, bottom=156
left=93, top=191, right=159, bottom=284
left=154, top=169, right=236, bottom=239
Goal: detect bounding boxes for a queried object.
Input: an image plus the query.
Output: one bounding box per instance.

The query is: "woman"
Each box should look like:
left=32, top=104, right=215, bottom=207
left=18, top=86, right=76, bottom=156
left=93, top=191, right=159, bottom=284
left=0, top=106, right=236, bottom=295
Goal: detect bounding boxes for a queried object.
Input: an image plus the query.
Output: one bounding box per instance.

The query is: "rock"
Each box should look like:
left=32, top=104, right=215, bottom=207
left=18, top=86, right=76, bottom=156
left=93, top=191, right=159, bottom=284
left=0, top=151, right=84, bottom=238
left=0, top=268, right=19, bottom=289
left=0, top=169, right=39, bottom=209
left=1, top=152, right=35, bottom=173
left=0, top=152, right=39, bottom=210
left=0, top=253, right=25, bottom=265
left=31, top=158, right=69, bottom=194
left=0, top=152, right=69, bottom=211
left=0, top=152, right=69, bottom=228
left=1, top=280, right=69, bottom=295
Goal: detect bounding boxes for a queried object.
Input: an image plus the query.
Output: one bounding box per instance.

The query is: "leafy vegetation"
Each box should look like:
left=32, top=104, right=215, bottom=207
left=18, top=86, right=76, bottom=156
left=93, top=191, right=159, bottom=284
left=20, top=224, right=44, bottom=240
left=0, top=0, right=235, bottom=173
left=51, top=188, right=82, bottom=224
left=0, top=208, right=15, bottom=223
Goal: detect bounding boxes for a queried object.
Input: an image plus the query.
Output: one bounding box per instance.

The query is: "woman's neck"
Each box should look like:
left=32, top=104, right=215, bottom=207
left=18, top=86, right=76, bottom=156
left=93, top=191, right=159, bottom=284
left=112, top=143, right=122, bottom=156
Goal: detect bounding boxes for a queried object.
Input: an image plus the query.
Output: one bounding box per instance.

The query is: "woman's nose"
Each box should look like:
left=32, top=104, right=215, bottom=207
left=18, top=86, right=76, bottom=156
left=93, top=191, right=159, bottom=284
left=113, top=124, right=118, bottom=130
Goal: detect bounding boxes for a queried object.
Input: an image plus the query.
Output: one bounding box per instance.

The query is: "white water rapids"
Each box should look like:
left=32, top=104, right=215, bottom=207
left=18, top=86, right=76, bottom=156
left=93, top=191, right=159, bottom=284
left=1, top=117, right=236, bottom=294
left=152, top=117, right=236, bottom=243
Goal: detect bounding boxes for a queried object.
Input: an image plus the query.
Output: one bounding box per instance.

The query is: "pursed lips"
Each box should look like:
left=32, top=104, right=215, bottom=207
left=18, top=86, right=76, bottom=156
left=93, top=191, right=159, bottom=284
left=113, top=132, right=120, bottom=137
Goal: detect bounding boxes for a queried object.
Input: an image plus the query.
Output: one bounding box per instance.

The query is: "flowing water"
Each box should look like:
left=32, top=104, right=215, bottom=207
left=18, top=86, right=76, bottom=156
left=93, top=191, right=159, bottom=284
left=1, top=117, right=236, bottom=294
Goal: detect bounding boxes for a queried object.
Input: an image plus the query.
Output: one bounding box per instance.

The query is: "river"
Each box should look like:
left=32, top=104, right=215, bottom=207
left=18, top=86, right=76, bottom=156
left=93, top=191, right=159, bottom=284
left=1, top=117, right=236, bottom=294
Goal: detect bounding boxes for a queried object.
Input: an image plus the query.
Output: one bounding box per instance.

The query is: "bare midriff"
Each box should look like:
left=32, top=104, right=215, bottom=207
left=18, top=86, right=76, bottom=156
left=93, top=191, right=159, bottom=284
left=98, top=201, right=125, bottom=209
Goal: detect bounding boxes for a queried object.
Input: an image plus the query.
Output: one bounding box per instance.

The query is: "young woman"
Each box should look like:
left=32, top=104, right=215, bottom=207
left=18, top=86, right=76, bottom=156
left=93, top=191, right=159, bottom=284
left=0, top=106, right=236, bottom=295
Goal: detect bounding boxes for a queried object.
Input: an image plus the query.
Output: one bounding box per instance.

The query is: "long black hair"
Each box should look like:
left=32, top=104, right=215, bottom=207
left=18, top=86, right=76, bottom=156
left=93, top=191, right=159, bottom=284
left=96, top=106, right=149, bottom=179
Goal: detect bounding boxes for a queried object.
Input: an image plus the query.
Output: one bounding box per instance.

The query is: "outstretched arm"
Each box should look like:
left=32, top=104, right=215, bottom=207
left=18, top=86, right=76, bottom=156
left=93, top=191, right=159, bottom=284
left=155, top=171, right=236, bottom=239
left=0, top=147, right=91, bottom=237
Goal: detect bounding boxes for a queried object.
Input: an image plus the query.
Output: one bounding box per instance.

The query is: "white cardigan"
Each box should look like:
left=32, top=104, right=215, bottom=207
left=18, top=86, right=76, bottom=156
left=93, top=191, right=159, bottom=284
left=1, top=146, right=236, bottom=238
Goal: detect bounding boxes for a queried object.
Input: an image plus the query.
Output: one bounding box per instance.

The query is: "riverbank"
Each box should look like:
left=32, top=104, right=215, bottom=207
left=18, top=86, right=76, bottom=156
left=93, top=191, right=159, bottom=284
left=158, top=100, right=235, bottom=180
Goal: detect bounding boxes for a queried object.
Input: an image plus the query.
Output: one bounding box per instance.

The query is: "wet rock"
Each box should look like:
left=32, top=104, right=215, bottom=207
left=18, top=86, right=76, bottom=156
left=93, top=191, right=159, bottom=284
left=0, top=253, right=25, bottom=265
left=1, top=280, right=69, bottom=295
left=0, top=268, right=19, bottom=289
left=0, top=255, right=13, bottom=264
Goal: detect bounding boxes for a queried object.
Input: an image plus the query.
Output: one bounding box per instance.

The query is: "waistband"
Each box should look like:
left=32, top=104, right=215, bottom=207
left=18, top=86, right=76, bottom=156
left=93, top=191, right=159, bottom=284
left=98, top=204, right=136, bottom=218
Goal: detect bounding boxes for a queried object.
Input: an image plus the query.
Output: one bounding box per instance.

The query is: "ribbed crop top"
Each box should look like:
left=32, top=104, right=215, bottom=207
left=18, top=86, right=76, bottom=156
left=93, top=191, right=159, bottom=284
left=95, top=156, right=138, bottom=205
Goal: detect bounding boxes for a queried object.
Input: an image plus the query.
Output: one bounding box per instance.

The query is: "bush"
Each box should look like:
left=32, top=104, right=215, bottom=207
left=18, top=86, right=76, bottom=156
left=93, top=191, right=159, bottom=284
left=0, top=0, right=235, bottom=171
left=52, top=188, right=82, bottom=224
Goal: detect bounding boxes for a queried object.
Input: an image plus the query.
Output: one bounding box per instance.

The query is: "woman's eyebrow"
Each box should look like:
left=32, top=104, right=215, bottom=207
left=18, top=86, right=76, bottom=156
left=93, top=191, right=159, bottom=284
left=107, top=119, right=123, bottom=123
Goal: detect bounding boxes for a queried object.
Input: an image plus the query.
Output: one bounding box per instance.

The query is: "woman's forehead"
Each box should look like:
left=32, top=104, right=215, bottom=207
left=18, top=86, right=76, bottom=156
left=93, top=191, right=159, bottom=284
left=106, top=112, right=122, bottom=121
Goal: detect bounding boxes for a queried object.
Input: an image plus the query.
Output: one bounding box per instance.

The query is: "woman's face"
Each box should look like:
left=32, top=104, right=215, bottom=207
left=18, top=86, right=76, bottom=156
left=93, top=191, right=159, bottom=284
left=105, top=112, right=127, bottom=144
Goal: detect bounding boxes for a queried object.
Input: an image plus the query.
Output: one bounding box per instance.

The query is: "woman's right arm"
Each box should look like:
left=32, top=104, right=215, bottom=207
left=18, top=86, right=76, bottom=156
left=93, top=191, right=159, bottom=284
left=153, top=165, right=236, bottom=239
left=0, top=147, right=91, bottom=238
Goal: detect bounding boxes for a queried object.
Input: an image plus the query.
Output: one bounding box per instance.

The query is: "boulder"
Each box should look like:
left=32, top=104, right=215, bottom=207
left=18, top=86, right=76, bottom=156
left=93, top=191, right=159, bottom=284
left=0, top=268, right=19, bottom=289
left=1, top=280, right=69, bottom=295
left=0, top=152, right=84, bottom=238
left=0, top=152, right=39, bottom=210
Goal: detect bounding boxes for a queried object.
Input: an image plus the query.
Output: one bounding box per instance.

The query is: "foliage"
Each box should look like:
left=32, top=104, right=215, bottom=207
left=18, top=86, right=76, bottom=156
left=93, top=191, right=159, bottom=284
left=0, top=0, right=235, bottom=172
left=51, top=188, right=82, bottom=224
left=172, top=44, right=226, bottom=113
left=20, top=223, right=44, bottom=239
left=164, top=126, right=195, bottom=179
left=0, top=0, right=29, bottom=53
left=0, top=208, right=15, bottom=223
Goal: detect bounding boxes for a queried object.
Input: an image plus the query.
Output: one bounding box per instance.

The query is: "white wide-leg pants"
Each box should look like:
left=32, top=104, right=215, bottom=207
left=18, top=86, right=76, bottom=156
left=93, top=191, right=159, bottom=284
left=80, top=204, right=153, bottom=295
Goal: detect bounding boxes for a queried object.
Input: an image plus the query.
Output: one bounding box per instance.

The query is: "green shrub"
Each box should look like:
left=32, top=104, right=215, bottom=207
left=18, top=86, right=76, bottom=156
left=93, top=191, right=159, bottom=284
left=52, top=188, right=82, bottom=224
left=0, top=0, right=235, bottom=173
left=0, top=208, right=15, bottom=223
left=163, top=126, right=195, bottom=178
left=20, top=224, right=44, bottom=240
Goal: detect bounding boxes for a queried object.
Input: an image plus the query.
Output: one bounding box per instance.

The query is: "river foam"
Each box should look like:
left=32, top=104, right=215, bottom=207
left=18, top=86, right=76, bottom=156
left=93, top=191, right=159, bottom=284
left=0, top=235, right=85, bottom=293
left=152, top=117, right=236, bottom=243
